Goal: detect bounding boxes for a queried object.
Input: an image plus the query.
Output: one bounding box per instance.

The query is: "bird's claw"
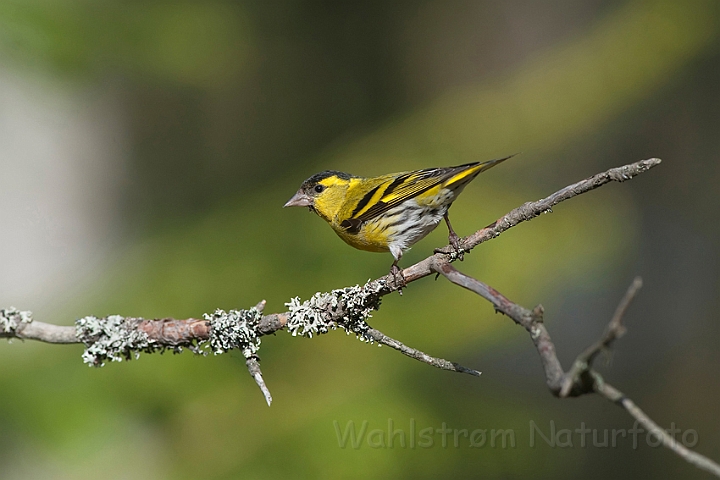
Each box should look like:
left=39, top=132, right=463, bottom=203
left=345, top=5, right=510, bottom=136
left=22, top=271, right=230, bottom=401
left=448, top=232, right=465, bottom=261
left=434, top=233, right=465, bottom=261
left=390, top=263, right=406, bottom=294
left=436, top=212, right=465, bottom=260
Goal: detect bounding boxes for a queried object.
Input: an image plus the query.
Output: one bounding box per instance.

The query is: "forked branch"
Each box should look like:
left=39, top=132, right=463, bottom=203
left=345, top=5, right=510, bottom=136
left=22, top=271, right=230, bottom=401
left=7, top=158, right=715, bottom=475
left=434, top=264, right=720, bottom=477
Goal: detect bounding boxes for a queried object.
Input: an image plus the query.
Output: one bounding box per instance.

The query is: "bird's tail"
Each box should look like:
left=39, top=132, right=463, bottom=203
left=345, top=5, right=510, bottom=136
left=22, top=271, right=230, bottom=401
left=474, top=153, right=517, bottom=174
left=445, top=153, right=516, bottom=188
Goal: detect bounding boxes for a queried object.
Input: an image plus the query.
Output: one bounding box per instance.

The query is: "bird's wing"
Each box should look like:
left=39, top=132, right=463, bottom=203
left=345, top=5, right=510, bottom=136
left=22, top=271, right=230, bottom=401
left=339, top=157, right=512, bottom=233
left=352, top=169, right=446, bottom=221
left=349, top=162, right=483, bottom=224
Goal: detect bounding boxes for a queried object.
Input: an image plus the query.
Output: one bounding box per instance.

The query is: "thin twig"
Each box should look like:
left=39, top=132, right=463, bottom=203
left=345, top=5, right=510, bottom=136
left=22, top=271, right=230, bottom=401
left=244, top=300, right=273, bottom=406
left=246, top=356, right=273, bottom=406
left=594, top=382, right=720, bottom=478
left=365, top=327, right=481, bottom=376
left=560, top=277, right=642, bottom=397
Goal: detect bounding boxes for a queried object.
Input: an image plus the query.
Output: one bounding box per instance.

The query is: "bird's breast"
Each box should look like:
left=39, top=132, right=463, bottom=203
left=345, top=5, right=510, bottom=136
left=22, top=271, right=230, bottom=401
left=331, top=220, right=391, bottom=253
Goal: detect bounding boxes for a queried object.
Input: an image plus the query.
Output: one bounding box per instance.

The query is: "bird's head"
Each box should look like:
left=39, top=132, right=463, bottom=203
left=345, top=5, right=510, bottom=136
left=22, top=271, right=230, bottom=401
left=284, top=170, right=354, bottom=221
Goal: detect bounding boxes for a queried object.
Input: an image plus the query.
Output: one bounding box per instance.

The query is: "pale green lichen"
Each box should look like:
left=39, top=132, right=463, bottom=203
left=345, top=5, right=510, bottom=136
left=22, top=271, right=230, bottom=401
left=203, top=307, right=262, bottom=357
left=285, top=280, right=383, bottom=342
left=0, top=307, right=33, bottom=334
left=76, top=315, right=158, bottom=367
left=76, top=307, right=264, bottom=367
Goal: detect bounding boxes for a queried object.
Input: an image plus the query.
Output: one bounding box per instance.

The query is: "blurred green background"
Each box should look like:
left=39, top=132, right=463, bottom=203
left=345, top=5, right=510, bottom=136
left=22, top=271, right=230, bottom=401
left=1, top=0, right=719, bottom=478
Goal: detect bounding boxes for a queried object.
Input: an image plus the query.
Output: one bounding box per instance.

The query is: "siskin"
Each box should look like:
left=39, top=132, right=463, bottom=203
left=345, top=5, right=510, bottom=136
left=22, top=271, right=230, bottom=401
left=284, top=156, right=511, bottom=285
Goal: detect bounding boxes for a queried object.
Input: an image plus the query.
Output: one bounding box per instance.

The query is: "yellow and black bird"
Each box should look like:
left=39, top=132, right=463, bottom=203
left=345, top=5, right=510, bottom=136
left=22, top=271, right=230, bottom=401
left=284, top=156, right=511, bottom=284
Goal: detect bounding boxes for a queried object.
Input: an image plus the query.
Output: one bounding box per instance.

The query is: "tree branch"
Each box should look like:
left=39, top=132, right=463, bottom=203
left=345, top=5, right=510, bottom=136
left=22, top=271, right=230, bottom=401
left=0, top=158, right=663, bottom=401
left=397, top=157, right=662, bottom=286
left=1, top=158, right=662, bottom=346
left=434, top=263, right=720, bottom=478
left=11, top=158, right=717, bottom=475
left=613, top=390, right=720, bottom=477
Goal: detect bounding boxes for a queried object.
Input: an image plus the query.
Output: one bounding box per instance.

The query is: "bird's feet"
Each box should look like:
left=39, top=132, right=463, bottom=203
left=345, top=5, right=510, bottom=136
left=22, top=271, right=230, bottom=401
left=448, top=230, right=463, bottom=259
left=433, top=212, right=465, bottom=260
left=390, top=262, right=406, bottom=295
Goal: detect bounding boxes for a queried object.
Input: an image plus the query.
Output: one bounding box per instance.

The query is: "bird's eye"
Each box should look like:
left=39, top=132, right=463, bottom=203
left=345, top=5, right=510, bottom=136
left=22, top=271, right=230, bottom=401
left=314, top=184, right=325, bottom=193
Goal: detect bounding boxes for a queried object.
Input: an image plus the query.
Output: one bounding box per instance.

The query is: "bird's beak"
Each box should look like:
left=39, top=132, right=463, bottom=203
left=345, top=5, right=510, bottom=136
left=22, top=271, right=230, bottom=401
left=284, top=190, right=312, bottom=208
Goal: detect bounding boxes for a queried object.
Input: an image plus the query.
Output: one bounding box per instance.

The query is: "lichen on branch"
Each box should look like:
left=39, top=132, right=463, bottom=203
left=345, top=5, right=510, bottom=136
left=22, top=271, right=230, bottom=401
left=0, top=307, right=33, bottom=335
left=204, top=307, right=262, bottom=357
left=284, top=281, right=385, bottom=341
left=76, top=307, right=265, bottom=367
left=76, top=315, right=166, bottom=367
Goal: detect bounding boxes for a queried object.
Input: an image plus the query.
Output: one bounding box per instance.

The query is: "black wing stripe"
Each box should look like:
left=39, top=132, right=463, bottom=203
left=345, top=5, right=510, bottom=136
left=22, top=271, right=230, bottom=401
left=350, top=183, right=384, bottom=219
left=356, top=181, right=439, bottom=222
left=383, top=173, right=412, bottom=197
left=348, top=160, right=506, bottom=224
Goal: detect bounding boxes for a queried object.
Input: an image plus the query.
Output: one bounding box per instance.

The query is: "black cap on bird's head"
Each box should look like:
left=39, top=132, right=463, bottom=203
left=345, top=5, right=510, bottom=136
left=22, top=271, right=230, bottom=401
left=283, top=170, right=352, bottom=208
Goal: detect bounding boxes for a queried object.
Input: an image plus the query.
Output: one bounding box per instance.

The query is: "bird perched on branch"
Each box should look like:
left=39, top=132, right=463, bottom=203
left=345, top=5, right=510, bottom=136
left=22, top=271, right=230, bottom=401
left=284, top=156, right=511, bottom=287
